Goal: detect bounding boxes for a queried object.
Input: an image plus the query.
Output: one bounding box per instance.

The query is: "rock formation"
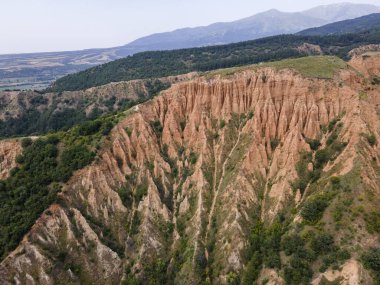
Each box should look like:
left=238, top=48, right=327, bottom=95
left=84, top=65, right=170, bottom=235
left=1, top=53, right=380, bottom=284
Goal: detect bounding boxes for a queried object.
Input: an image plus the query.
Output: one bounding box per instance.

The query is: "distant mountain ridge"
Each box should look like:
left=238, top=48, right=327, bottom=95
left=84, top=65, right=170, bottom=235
left=1, top=2, right=379, bottom=90
left=125, top=3, right=380, bottom=51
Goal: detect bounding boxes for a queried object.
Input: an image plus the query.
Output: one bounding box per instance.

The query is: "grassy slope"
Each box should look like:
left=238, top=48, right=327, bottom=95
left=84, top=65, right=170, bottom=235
left=207, top=56, right=349, bottom=79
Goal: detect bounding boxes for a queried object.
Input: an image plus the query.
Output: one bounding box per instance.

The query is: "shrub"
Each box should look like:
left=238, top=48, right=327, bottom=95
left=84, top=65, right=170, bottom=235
left=180, top=120, right=186, bottom=131
left=315, top=149, right=329, bottom=168
left=366, top=134, right=377, bottom=146
left=328, top=118, right=338, bottom=132
left=310, top=233, right=335, bottom=254
left=77, top=120, right=102, bottom=136
left=60, top=145, right=95, bottom=172
left=227, top=272, right=240, bottom=285
left=362, top=248, right=380, bottom=281
left=330, top=176, right=341, bottom=189
left=284, top=255, right=313, bottom=285
left=301, top=196, right=329, bottom=223
left=151, top=120, right=163, bottom=135
left=364, top=211, right=380, bottom=233
left=219, top=120, right=226, bottom=129
left=282, top=234, right=304, bottom=256
left=135, top=181, right=148, bottom=203
left=372, top=77, right=380, bottom=85
left=306, top=138, right=321, bottom=151
left=189, top=152, right=198, bottom=165
left=117, top=185, right=133, bottom=208
left=270, top=138, right=280, bottom=150
left=20, top=138, right=33, bottom=148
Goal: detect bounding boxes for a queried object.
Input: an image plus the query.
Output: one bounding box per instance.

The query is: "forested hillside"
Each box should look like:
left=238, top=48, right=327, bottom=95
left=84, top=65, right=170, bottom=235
left=50, top=28, right=380, bottom=92
left=298, top=13, right=380, bottom=36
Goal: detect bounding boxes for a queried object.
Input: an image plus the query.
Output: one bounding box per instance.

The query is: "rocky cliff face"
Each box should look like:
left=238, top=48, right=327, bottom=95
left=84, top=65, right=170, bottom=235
left=1, top=54, right=380, bottom=285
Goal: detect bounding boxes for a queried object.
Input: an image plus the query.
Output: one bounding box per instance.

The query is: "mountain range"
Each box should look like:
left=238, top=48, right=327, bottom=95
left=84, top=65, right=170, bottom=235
left=1, top=2, right=379, bottom=90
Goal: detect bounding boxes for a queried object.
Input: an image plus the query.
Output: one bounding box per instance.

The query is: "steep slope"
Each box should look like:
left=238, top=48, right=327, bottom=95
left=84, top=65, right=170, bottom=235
left=298, top=13, right=380, bottom=36
left=1, top=54, right=380, bottom=285
left=2, top=3, right=379, bottom=90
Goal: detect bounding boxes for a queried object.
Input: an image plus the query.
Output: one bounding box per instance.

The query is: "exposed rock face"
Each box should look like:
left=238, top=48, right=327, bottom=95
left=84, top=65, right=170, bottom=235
left=1, top=54, right=380, bottom=284
left=350, top=52, right=380, bottom=77
left=0, top=140, right=22, bottom=180
left=311, top=259, right=373, bottom=285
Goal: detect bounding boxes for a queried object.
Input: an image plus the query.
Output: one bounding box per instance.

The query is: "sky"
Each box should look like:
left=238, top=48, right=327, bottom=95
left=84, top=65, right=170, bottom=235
left=1, top=0, right=380, bottom=54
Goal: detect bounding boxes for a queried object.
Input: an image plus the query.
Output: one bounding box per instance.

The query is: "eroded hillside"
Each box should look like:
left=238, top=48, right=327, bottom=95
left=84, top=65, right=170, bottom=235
left=1, top=54, right=380, bottom=285
left=0, top=73, right=195, bottom=137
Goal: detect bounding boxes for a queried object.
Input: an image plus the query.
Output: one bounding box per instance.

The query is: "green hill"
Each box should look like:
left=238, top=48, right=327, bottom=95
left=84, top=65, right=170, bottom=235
left=49, top=28, right=380, bottom=92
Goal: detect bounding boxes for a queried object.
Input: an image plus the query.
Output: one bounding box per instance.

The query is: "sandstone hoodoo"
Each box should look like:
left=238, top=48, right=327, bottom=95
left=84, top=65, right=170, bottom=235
left=0, top=53, right=380, bottom=284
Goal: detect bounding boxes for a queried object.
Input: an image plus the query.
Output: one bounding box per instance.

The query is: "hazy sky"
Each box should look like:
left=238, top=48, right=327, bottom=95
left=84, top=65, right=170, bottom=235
left=1, top=0, right=379, bottom=54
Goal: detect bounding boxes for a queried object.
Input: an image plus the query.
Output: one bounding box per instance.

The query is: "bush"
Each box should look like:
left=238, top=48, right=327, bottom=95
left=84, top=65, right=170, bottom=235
left=61, top=145, right=94, bottom=170
left=366, top=134, right=377, bottom=146
left=364, top=211, right=380, bottom=233
left=135, top=181, right=148, bottom=203
left=362, top=248, right=380, bottom=281
left=77, top=120, right=102, bottom=136
left=20, top=138, right=33, bottom=148
left=330, top=176, right=341, bottom=189
left=310, top=233, right=335, bottom=254
left=284, top=255, right=313, bottom=285
left=270, top=138, right=280, bottom=150
left=315, top=149, right=329, bottom=168
left=301, top=196, right=329, bottom=223
left=282, top=234, right=304, bottom=256
left=151, top=120, right=163, bottom=135
left=306, top=138, right=321, bottom=151
left=118, top=185, right=133, bottom=208
left=227, top=272, right=240, bottom=285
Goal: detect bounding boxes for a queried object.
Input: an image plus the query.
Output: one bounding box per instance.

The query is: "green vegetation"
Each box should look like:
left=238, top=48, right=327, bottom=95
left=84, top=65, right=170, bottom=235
left=150, top=120, right=163, bottom=136
left=270, top=138, right=280, bottom=150
left=298, top=13, right=380, bottom=36
left=362, top=248, right=380, bottom=282
left=135, top=180, right=149, bottom=203
left=0, top=116, right=115, bottom=260
left=242, top=220, right=282, bottom=284
left=364, top=211, right=380, bottom=234
left=301, top=195, right=329, bottom=223
left=305, top=138, right=321, bottom=151
left=292, top=118, right=347, bottom=195
left=260, top=56, right=348, bottom=79
left=50, top=29, right=380, bottom=92
left=366, top=134, right=377, bottom=146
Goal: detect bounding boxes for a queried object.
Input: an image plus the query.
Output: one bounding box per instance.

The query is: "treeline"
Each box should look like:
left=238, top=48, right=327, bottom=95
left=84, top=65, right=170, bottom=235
left=49, top=28, right=380, bottom=92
